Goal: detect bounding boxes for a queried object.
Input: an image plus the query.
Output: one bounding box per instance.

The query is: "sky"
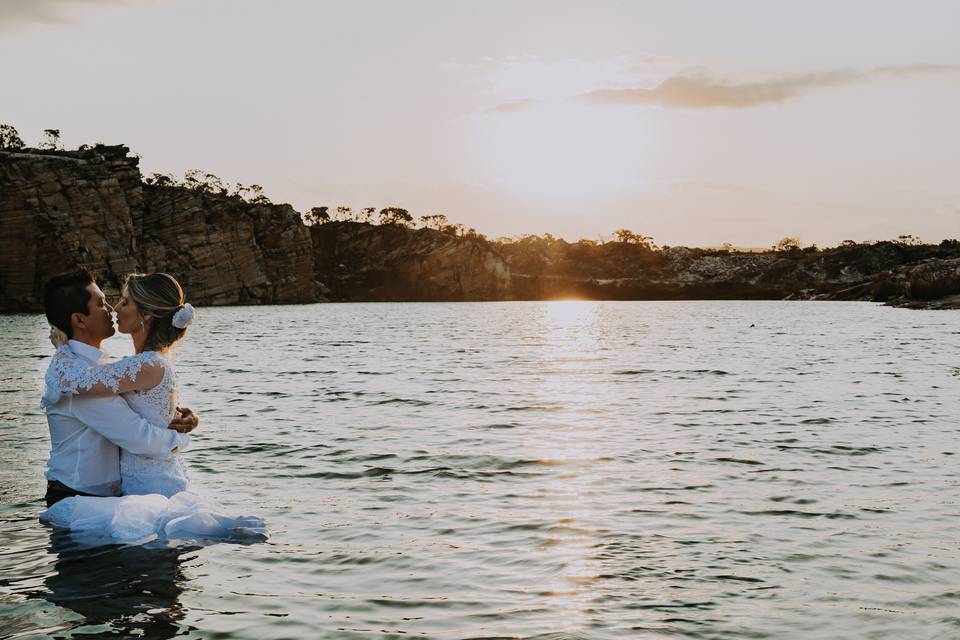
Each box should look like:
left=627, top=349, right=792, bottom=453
left=2, top=0, right=959, bottom=247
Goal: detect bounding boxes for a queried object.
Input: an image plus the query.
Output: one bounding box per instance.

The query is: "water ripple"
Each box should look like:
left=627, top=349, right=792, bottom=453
left=0, top=301, right=958, bottom=639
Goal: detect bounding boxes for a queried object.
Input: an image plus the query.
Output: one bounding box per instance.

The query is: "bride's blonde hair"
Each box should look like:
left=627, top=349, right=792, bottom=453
left=124, top=273, right=188, bottom=352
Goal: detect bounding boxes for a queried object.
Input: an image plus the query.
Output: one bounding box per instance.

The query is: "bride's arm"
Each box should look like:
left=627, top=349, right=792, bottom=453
left=74, top=361, right=165, bottom=395
left=60, top=356, right=166, bottom=397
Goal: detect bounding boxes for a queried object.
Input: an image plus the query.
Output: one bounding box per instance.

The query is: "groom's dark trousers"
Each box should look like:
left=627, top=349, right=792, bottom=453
left=45, top=480, right=98, bottom=507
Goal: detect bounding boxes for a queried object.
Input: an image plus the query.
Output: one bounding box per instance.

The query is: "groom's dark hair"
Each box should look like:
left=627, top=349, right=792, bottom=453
left=44, top=269, right=96, bottom=338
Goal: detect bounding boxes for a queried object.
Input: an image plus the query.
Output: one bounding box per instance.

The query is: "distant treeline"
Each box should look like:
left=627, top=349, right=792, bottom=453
left=3, top=122, right=956, bottom=262
left=150, top=166, right=955, bottom=258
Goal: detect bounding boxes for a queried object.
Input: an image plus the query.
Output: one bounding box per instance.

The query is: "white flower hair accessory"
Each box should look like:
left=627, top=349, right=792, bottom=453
left=49, top=325, right=69, bottom=348
left=172, top=303, right=195, bottom=329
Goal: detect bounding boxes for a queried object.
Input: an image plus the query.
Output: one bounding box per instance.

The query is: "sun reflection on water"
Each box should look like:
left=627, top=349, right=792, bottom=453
left=527, top=301, right=610, bottom=629
left=544, top=299, right=598, bottom=330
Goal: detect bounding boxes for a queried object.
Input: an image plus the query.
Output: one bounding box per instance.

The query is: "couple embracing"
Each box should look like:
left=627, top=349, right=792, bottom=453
left=40, top=269, right=266, bottom=545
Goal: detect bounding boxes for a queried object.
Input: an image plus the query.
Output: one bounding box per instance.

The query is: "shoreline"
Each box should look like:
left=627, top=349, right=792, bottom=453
left=3, top=145, right=958, bottom=312
left=3, top=297, right=956, bottom=316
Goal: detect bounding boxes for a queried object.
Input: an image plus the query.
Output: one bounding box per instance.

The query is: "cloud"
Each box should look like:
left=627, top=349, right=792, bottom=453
left=0, top=0, right=131, bottom=32
left=486, top=63, right=960, bottom=113
left=576, top=64, right=960, bottom=109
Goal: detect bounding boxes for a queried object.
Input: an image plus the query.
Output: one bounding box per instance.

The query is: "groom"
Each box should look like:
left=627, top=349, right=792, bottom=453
left=42, top=270, right=199, bottom=507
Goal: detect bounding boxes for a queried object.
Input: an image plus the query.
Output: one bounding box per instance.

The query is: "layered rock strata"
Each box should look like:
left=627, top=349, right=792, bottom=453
left=505, top=243, right=960, bottom=307
left=310, top=222, right=511, bottom=301
left=138, top=186, right=317, bottom=305
left=0, top=146, right=321, bottom=309
left=0, top=146, right=512, bottom=310
left=1, top=145, right=958, bottom=311
left=0, top=147, right=141, bottom=309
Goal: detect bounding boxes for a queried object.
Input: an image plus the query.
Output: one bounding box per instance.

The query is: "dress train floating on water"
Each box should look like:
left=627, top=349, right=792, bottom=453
left=41, top=490, right=268, bottom=546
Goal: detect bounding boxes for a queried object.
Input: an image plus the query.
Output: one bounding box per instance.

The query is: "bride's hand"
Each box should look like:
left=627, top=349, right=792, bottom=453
left=169, top=406, right=199, bottom=433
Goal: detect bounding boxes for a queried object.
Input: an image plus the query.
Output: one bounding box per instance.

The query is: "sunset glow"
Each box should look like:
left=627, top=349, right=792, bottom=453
left=1, top=1, right=958, bottom=245
left=479, top=104, right=653, bottom=199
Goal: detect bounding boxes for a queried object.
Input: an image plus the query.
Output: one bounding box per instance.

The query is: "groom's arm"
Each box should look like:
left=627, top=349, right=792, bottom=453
left=69, top=395, right=189, bottom=456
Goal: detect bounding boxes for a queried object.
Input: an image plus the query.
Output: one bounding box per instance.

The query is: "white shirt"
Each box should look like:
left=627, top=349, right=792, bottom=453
left=44, top=340, right=190, bottom=496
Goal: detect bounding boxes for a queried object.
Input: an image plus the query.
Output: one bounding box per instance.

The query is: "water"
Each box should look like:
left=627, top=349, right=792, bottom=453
left=1, top=301, right=959, bottom=639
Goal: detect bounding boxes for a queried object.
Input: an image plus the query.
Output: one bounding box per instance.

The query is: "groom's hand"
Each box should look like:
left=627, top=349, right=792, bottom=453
left=169, top=406, right=199, bottom=433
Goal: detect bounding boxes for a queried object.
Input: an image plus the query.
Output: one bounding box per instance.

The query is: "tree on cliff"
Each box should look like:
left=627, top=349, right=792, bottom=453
left=359, top=207, right=377, bottom=223
left=145, top=172, right=177, bottom=187
left=231, top=183, right=251, bottom=199
left=183, top=169, right=228, bottom=195
left=895, top=234, right=923, bottom=246
left=379, top=207, right=414, bottom=228
left=0, top=124, right=25, bottom=150
left=420, top=214, right=449, bottom=230
left=772, top=237, right=801, bottom=252
left=246, top=184, right=272, bottom=204
left=228, top=182, right=270, bottom=203
left=334, top=206, right=355, bottom=222
left=304, top=206, right=330, bottom=225
left=39, top=129, right=63, bottom=151
left=612, top=228, right=656, bottom=249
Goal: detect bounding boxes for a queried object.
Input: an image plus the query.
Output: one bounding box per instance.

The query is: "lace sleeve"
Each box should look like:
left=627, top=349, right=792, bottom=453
left=42, top=347, right=74, bottom=411
left=42, top=351, right=166, bottom=410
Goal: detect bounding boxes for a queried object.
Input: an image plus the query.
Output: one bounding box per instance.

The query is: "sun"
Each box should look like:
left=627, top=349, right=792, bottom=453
left=476, top=102, right=652, bottom=200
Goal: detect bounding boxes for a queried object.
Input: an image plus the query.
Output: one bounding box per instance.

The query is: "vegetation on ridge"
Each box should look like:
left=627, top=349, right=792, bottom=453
left=4, top=122, right=958, bottom=299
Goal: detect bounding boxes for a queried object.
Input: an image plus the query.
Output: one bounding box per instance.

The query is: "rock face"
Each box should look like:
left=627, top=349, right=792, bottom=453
left=0, top=146, right=512, bottom=311
left=0, top=146, right=319, bottom=309
left=138, top=186, right=317, bottom=305
left=2, top=144, right=958, bottom=311
left=502, top=241, right=960, bottom=306
left=906, top=258, right=960, bottom=301
left=310, top=222, right=511, bottom=301
left=869, top=256, right=960, bottom=309
left=0, top=147, right=141, bottom=309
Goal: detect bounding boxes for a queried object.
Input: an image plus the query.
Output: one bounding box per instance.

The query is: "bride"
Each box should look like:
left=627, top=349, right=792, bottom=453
left=41, top=272, right=267, bottom=545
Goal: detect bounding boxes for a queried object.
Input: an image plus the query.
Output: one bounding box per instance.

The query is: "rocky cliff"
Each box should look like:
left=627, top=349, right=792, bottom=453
left=310, top=222, right=511, bottom=301
left=0, top=146, right=512, bottom=311
left=499, top=239, right=960, bottom=307
left=138, top=185, right=318, bottom=305
left=2, top=145, right=958, bottom=311
left=0, top=147, right=141, bottom=309
left=0, top=146, right=322, bottom=310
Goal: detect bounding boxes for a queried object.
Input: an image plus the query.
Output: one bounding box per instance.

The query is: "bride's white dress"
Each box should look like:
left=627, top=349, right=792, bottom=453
left=41, top=350, right=267, bottom=545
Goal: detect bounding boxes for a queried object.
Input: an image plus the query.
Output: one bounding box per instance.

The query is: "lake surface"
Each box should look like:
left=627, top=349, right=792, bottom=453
left=1, top=301, right=958, bottom=639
